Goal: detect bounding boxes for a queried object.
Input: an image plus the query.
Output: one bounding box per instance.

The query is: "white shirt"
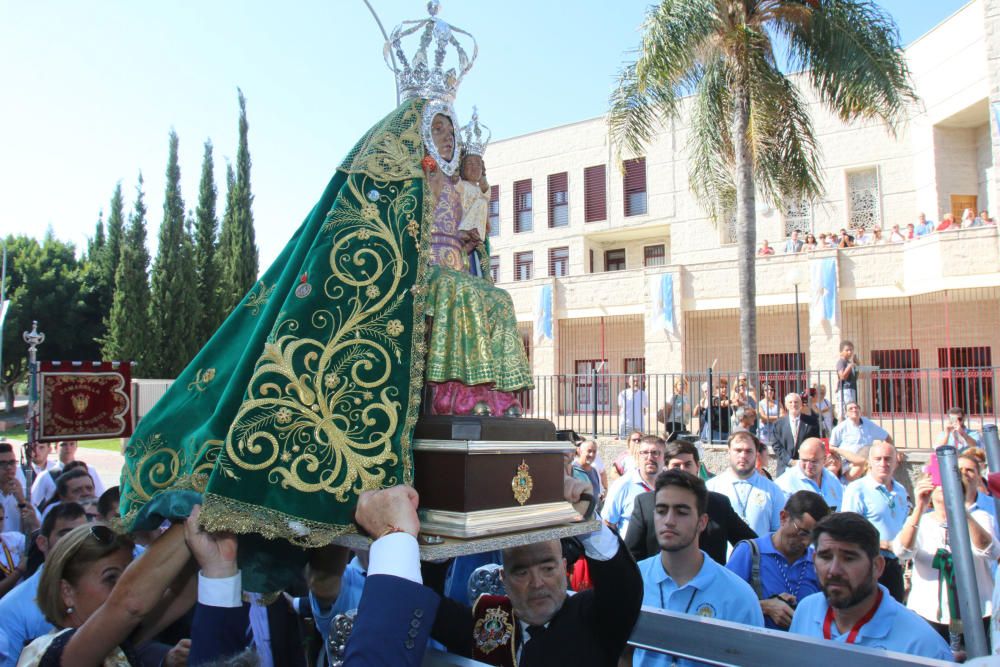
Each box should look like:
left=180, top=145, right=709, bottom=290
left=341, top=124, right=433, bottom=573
left=31, top=464, right=106, bottom=508
left=15, top=461, right=56, bottom=498
left=892, top=508, right=999, bottom=624
left=618, top=388, right=648, bottom=430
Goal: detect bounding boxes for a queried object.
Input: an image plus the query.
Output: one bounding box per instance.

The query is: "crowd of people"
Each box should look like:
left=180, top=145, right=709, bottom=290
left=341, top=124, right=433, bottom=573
left=758, top=209, right=997, bottom=257
left=2, top=385, right=999, bottom=665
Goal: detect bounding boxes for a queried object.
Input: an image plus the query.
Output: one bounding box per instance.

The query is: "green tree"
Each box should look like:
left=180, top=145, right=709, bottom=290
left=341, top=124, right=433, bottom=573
left=87, top=211, right=105, bottom=260
left=148, top=130, right=200, bottom=377
left=1, top=234, right=99, bottom=411
left=217, top=162, right=236, bottom=311
left=610, top=0, right=916, bottom=373
left=102, top=174, right=152, bottom=371
left=218, top=89, right=258, bottom=312
left=194, top=139, right=221, bottom=344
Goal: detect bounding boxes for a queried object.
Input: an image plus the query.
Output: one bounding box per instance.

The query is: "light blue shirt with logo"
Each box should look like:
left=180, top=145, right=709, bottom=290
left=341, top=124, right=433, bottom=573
left=789, top=585, right=951, bottom=661
left=634, top=551, right=764, bottom=667
left=706, top=470, right=784, bottom=536
left=0, top=566, right=53, bottom=667
left=775, top=466, right=844, bottom=510
left=841, top=476, right=908, bottom=558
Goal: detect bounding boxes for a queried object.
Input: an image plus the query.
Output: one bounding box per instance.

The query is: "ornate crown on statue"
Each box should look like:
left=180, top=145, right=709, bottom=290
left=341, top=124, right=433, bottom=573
left=460, top=107, right=491, bottom=157
left=384, top=0, right=478, bottom=104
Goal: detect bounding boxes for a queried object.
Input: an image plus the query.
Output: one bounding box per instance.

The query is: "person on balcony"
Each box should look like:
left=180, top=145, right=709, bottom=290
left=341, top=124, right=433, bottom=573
left=757, top=239, right=775, bottom=256
left=934, top=406, right=981, bottom=451
left=783, top=230, right=803, bottom=254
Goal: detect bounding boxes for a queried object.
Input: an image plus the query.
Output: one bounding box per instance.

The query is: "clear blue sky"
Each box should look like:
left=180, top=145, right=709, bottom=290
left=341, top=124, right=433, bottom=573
left=0, top=0, right=972, bottom=268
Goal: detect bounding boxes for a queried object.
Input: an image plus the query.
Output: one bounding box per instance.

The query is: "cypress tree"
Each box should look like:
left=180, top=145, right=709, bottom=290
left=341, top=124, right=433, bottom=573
left=88, top=212, right=105, bottom=260
left=179, top=212, right=203, bottom=362
left=217, top=161, right=237, bottom=311
left=98, top=184, right=126, bottom=322
left=218, top=89, right=258, bottom=312
left=194, top=139, right=221, bottom=343
left=102, top=174, right=152, bottom=370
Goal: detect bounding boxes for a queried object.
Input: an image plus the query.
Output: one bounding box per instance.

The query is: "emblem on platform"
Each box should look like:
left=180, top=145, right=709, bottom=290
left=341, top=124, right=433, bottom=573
left=511, top=459, right=533, bottom=505
left=473, top=606, right=513, bottom=654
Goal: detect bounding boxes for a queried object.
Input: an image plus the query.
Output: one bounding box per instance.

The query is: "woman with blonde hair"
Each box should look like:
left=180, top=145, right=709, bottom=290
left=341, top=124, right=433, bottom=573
left=19, top=519, right=193, bottom=666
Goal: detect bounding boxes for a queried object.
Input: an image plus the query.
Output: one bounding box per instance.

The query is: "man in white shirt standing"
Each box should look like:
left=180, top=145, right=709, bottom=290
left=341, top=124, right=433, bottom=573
left=14, top=442, right=56, bottom=501
left=618, top=375, right=648, bottom=439
left=707, top=432, right=784, bottom=536
left=30, top=441, right=106, bottom=509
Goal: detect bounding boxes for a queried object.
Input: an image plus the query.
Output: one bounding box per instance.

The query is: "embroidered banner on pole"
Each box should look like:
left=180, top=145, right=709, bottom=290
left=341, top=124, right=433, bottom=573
left=534, top=283, right=553, bottom=344
left=809, top=258, right=838, bottom=328
left=38, top=361, right=133, bottom=442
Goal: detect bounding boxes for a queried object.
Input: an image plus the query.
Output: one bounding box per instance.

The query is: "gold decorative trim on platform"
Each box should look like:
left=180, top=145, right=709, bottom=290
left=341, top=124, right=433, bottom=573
left=512, top=459, right=533, bottom=505
left=416, top=501, right=580, bottom=539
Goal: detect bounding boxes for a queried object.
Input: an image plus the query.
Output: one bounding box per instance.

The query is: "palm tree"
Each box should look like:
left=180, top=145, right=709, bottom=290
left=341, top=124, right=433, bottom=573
left=610, top=0, right=916, bottom=375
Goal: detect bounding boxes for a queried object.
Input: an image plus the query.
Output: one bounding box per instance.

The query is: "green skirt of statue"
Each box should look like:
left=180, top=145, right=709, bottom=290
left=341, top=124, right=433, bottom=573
left=424, top=264, right=532, bottom=392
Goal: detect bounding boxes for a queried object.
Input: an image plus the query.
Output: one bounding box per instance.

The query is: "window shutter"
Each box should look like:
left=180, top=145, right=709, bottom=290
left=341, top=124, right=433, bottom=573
left=548, top=246, right=569, bottom=277
left=548, top=172, right=569, bottom=228
left=623, top=157, right=647, bottom=217
left=514, top=250, right=533, bottom=281
left=488, top=185, right=500, bottom=237
left=584, top=165, right=607, bottom=223
left=605, top=248, right=626, bottom=271
left=643, top=244, right=665, bottom=267
left=490, top=255, right=500, bottom=283
left=514, top=179, right=533, bottom=233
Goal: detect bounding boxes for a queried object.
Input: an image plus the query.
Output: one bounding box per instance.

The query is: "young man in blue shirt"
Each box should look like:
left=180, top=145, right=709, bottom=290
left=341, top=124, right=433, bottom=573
left=790, top=512, right=952, bottom=661
left=727, top=491, right=830, bottom=630
left=632, top=470, right=763, bottom=666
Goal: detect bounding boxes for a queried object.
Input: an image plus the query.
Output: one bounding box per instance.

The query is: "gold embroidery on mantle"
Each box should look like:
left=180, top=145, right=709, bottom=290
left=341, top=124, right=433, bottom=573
left=187, top=368, right=217, bottom=394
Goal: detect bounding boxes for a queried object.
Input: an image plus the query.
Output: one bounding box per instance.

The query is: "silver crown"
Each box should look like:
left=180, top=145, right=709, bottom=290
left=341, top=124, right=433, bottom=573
left=384, top=1, right=477, bottom=104
left=460, top=106, right=491, bottom=157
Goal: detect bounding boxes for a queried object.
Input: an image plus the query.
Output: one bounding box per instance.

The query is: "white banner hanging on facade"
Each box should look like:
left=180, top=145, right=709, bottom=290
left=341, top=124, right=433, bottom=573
left=809, top=257, right=838, bottom=328
left=650, top=273, right=676, bottom=335
left=533, top=283, right=553, bottom=344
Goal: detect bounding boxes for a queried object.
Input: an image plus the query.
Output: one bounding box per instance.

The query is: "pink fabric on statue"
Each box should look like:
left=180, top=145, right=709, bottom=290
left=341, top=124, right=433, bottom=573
left=428, top=381, right=522, bottom=415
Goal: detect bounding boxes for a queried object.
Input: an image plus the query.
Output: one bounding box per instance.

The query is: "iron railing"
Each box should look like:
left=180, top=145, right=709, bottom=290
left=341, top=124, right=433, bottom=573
left=515, top=367, right=1000, bottom=449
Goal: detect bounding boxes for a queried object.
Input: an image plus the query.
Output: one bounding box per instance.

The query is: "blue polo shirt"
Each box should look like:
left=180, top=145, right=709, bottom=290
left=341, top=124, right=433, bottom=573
left=0, top=566, right=53, bottom=667
left=605, top=468, right=652, bottom=535
left=789, top=585, right=951, bottom=660
left=634, top=552, right=764, bottom=666
left=706, top=470, right=783, bottom=536
left=726, top=534, right=820, bottom=630
left=775, top=466, right=844, bottom=510
left=841, top=476, right=908, bottom=558
left=829, top=418, right=889, bottom=452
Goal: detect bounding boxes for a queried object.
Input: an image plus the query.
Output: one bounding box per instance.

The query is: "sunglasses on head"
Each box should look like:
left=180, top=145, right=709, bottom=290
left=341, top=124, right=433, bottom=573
left=89, top=524, right=116, bottom=545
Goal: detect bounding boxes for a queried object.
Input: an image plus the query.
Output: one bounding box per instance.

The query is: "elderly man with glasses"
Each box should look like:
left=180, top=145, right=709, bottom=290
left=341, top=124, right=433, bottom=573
left=828, top=402, right=892, bottom=483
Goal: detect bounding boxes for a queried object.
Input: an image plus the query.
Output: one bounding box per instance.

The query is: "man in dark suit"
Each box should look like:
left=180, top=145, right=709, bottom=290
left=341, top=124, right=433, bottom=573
left=430, top=483, right=642, bottom=666
left=771, top=392, right=820, bottom=477
left=625, top=439, right=756, bottom=565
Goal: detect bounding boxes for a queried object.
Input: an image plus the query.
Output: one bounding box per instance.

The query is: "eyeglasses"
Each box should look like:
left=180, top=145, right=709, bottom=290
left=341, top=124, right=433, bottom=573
left=638, top=450, right=663, bottom=459
left=790, top=519, right=812, bottom=539
left=0, top=460, right=17, bottom=468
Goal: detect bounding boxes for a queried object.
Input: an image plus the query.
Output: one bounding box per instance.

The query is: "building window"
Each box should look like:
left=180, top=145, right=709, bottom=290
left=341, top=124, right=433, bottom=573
left=548, top=172, right=569, bottom=228
left=643, top=244, right=665, bottom=267
left=589, top=249, right=594, bottom=273
left=784, top=197, right=812, bottom=236
left=624, top=358, right=646, bottom=376
left=490, top=255, right=500, bottom=283
left=574, top=359, right=609, bottom=412
left=759, top=352, right=806, bottom=400
left=488, top=185, right=500, bottom=237
left=605, top=248, right=626, bottom=272
left=514, top=251, right=533, bottom=281
left=548, top=246, right=569, bottom=277
left=847, top=167, right=880, bottom=229
left=870, top=349, right=921, bottom=415
left=623, top=157, right=647, bottom=217
left=584, top=165, right=607, bottom=223
left=938, top=346, right=993, bottom=415
left=514, top=179, right=533, bottom=233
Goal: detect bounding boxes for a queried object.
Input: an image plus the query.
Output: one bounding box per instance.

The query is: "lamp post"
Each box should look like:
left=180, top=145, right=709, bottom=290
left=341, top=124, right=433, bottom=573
left=22, top=321, right=44, bottom=511
left=788, top=268, right=803, bottom=393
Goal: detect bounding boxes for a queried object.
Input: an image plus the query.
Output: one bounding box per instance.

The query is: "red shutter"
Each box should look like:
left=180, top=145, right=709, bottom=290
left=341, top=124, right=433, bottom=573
left=548, top=172, right=569, bottom=228
left=488, top=185, right=500, bottom=237
left=623, top=157, right=647, bottom=217
left=548, top=246, right=569, bottom=277
left=584, top=165, right=607, bottom=223
left=514, top=179, right=533, bottom=233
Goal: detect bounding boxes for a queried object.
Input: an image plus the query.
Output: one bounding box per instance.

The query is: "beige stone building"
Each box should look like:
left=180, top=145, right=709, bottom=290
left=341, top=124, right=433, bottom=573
left=481, top=0, right=1000, bottom=445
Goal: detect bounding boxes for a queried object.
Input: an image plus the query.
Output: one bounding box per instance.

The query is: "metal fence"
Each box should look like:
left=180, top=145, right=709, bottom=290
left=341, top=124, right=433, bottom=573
left=515, top=367, right=1000, bottom=449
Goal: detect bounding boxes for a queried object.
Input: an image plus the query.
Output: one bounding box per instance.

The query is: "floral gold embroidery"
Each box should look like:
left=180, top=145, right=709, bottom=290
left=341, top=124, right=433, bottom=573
left=244, top=281, right=276, bottom=316
left=386, top=320, right=404, bottom=337
left=187, top=368, right=217, bottom=394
